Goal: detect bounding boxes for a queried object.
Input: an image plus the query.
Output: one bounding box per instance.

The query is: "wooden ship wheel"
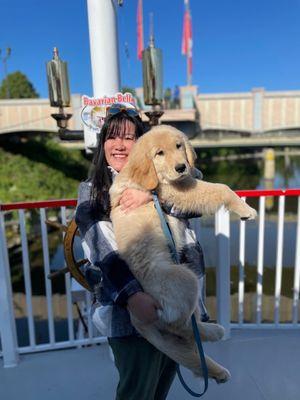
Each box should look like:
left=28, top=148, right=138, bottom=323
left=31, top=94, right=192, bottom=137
left=46, top=218, right=91, bottom=291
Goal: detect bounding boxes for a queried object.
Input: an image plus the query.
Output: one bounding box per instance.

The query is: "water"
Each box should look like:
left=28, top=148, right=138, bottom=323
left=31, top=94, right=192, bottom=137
left=6, top=150, right=300, bottom=339
left=195, top=150, right=300, bottom=322
left=196, top=151, right=300, bottom=269
left=9, top=152, right=300, bottom=279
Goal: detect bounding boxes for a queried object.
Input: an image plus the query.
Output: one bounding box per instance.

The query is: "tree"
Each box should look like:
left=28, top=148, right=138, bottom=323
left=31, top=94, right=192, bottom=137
left=0, top=71, right=39, bottom=99
left=121, top=86, right=137, bottom=96
left=121, top=86, right=142, bottom=109
left=164, top=88, right=172, bottom=109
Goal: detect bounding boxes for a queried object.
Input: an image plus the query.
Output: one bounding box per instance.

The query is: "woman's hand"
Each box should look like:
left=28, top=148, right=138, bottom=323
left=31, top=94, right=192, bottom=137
left=127, top=292, right=162, bottom=324
left=119, top=188, right=152, bottom=213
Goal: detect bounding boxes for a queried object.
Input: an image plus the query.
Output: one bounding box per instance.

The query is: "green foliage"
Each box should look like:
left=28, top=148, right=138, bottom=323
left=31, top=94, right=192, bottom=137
left=0, top=137, right=89, bottom=203
left=164, top=88, right=172, bottom=100
left=121, top=86, right=142, bottom=109
left=0, top=71, right=39, bottom=99
left=121, top=86, right=136, bottom=96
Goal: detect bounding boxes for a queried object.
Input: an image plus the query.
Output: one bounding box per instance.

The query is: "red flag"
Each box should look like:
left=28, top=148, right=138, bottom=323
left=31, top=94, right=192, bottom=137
left=137, top=0, right=144, bottom=60
left=182, top=1, right=193, bottom=79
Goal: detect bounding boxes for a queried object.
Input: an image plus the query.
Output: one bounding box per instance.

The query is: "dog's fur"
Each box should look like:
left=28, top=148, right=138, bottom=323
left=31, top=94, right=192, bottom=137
left=110, top=125, right=257, bottom=383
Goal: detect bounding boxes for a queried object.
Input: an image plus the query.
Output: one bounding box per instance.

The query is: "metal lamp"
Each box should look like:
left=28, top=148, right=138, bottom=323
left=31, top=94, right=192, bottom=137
left=142, top=16, right=164, bottom=126
left=46, top=48, right=72, bottom=133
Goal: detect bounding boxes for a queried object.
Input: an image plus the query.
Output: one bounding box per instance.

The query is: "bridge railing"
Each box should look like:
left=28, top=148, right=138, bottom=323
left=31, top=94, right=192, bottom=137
left=1, top=190, right=300, bottom=367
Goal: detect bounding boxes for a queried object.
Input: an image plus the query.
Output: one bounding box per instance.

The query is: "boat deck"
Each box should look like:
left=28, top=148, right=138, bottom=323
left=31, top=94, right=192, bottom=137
left=1, top=329, right=299, bottom=400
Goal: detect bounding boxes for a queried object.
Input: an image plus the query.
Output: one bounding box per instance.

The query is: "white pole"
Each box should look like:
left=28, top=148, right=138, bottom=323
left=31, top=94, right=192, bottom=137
left=293, top=196, right=300, bottom=324
left=0, top=212, right=19, bottom=367
left=274, top=195, right=285, bottom=325
left=215, top=207, right=231, bottom=339
left=87, top=0, right=120, bottom=97
left=256, top=196, right=266, bottom=324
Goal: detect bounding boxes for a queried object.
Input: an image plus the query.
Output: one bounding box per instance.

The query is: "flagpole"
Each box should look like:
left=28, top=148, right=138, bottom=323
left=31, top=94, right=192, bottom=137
left=187, top=0, right=191, bottom=86
left=187, top=56, right=191, bottom=86
left=137, top=0, right=144, bottom=60
left=188, top=60, right=192, bottom=86
left=183, top=0, right=192, bottom=86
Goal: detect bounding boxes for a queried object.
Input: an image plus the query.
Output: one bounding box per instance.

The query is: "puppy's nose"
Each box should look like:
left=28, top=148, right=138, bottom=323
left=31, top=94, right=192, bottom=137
left=175, top=163, right=186, bottom=173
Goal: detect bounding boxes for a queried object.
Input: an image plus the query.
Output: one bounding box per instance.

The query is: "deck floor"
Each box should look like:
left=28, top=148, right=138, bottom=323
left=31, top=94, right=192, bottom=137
left=1, top=329, right=299, bottom=400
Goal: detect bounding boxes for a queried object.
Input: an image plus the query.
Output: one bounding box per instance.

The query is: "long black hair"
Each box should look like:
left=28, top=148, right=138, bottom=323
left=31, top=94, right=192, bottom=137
left=90, top=112, right=145, bottom=218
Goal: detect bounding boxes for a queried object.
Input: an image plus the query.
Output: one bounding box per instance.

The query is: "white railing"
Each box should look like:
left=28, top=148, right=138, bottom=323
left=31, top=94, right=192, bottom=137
left=227, top=189, right=300, bottom=330
left=1, top=190, right=300, bottom=368
left=0, top=199, right=105, bottom=368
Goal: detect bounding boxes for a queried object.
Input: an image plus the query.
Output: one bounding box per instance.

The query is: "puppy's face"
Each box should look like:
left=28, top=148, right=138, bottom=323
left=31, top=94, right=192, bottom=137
left=123, top=126, right=196, bottom=191
left=149, top=131, right=192, bottom=184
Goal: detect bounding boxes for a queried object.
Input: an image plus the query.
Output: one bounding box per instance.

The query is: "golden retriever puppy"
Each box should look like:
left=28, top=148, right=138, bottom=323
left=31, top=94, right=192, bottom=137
left=109, top=125, right=257, bottom=383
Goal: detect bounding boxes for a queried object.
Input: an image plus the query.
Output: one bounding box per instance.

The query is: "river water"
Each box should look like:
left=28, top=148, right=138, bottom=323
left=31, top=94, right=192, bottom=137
left=10, top=151, right=300, bottom=287
left=7, top=150, right=300, bottom=340
left=196, top=150, right=300, bottom=269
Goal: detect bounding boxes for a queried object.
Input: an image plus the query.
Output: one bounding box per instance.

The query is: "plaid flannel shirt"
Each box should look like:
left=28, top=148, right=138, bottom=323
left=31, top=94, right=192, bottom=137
left=75, top=171, right=208, bottom=338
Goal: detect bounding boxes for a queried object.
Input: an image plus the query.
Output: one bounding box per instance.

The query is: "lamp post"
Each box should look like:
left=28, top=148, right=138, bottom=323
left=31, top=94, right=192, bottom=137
left=0, top=47, right=11, bottom=98
left=142, top=14, right=164, bottom=126
left=46, top=47, right=72, bottom=136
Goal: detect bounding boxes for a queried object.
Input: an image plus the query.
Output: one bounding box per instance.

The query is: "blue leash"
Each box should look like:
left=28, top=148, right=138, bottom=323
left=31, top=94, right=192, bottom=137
left=152, top=192, right=209, bottom=397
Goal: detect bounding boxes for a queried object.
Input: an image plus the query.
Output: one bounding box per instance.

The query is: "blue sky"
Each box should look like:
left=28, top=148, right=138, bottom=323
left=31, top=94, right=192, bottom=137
left=0, top=0, right=299, bottom=98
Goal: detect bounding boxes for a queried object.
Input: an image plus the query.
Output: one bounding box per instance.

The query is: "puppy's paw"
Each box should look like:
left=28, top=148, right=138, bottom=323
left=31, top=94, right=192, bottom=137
left=202, top=323, right=225, bottom=342
left=240, top=206, right=257, bottom=221
left=213, top=367, right=231, bottom=384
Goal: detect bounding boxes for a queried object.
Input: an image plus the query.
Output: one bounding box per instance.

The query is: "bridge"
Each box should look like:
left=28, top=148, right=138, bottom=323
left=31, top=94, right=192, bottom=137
left=1, top=87, right=300, bottom=148
left=190, top=133, right=300, bottom=149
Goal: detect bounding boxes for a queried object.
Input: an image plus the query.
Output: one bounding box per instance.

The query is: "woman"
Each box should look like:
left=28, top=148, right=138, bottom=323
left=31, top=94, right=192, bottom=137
left=75, top=103, right=208, bottom=400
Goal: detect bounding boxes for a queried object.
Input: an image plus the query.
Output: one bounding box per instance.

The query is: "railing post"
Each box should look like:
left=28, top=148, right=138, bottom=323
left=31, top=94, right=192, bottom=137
left=0, top=211, right=19, bottom=367
left=215, top=207, right=231, bottom=339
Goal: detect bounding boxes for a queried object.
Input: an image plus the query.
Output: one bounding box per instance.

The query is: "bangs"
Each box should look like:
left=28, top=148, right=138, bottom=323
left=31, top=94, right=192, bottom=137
left=105, top=117, right=137, bottom=140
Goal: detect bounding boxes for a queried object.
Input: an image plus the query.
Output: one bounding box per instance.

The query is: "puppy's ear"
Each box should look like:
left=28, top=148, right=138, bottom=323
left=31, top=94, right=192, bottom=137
left=125, top=145, right=158, bottom=190
left=183, top=137, right=196, bottom=167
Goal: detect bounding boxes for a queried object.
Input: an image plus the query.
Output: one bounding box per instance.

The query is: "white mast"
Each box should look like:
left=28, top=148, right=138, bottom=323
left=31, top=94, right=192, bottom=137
left=87, top=0, right=120, bottom=96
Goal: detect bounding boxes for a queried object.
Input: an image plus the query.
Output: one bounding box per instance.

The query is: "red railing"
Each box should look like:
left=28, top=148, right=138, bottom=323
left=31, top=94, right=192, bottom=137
left=235, top=188, right=300, bottom=197
left=0, top=199, right=77, bottom=211
left=2, top=189, right=300, bottom=211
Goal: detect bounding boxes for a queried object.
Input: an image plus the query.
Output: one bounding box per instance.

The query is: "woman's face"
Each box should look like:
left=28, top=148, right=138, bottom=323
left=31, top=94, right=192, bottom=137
left=104, top=120, right=136, bottom=172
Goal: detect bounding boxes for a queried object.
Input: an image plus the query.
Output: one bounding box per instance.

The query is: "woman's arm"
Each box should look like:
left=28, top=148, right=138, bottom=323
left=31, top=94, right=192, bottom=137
left=127, top=292, right=161, bottom=324
left=119, top=188, right=152, bottom=213
left=75, top=181, right=142, bottom=306
left=75, top=182, right=160, bottom=323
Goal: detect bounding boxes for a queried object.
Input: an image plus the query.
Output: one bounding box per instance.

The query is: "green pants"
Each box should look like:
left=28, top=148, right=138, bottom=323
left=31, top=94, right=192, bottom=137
left=108, top=336, right=177, bottom=400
